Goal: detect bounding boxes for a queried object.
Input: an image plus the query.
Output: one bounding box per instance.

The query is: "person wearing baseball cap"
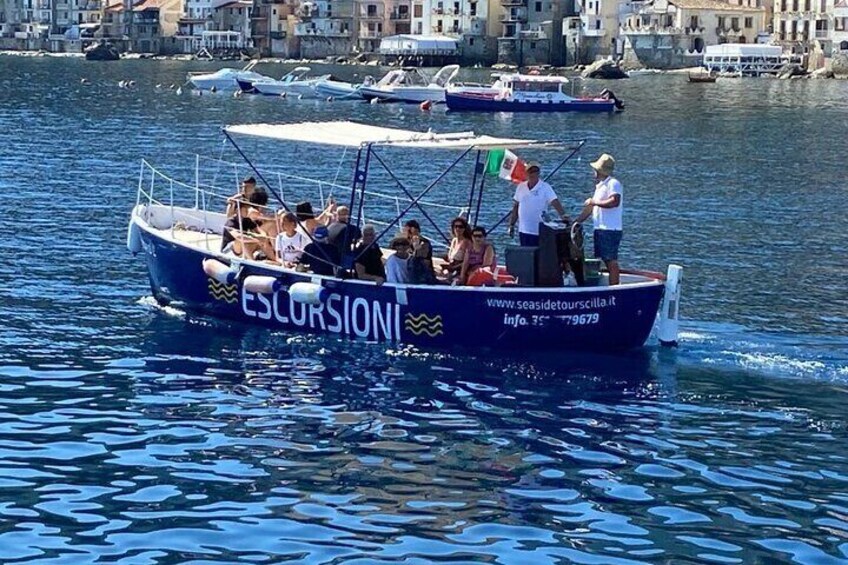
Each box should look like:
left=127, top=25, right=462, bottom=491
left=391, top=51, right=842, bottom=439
left=298, top=225, right=341, bottom=277
left=575, top=153, right=623, bottom=285
left=508, top=161, right=570, bottom=246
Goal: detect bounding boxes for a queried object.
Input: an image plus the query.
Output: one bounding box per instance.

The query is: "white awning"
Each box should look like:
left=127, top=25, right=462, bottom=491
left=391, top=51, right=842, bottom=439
left=224, top=121, right=550, bottom=149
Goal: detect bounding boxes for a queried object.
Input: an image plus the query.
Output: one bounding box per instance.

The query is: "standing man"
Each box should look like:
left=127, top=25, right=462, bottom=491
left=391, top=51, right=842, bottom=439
left=575, top=153, right=623, bottom=286
left=508, top=161, right=570, bottom=246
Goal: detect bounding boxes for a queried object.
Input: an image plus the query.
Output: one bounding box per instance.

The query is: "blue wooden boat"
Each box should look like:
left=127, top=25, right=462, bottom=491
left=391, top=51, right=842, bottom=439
left=445, top=74, right=623, bottom=113
left=127, top=121, right=680, bottom=351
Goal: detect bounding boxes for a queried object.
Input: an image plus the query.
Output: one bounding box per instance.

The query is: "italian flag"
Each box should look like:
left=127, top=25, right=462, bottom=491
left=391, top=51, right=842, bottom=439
left=485, top=149, right=527, bottom=184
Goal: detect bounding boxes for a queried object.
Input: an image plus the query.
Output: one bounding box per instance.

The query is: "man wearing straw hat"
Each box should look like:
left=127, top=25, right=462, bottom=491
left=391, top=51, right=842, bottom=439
left=575, top=153, right=623, bottom=286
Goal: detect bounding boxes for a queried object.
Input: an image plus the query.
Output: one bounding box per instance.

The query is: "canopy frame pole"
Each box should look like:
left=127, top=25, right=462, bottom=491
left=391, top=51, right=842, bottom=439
left=223, top=129, right=339, bottom=269
left=369, top=148, right=450, bottom=244
left=356, top=144, right=474, bottom=265
left=473, top=168, right=487, bottom=228
left=465, top=149, right=482, bottom=220
left=354, top=145, right=373, bottom=231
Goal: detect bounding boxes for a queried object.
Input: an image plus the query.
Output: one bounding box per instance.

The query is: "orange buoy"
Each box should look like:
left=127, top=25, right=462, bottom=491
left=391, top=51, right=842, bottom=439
left=419, top=99, right=432, bottom=111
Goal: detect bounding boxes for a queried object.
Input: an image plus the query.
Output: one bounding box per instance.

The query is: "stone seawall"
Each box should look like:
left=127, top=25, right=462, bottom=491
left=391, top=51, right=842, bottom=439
left=622, top=35, right=703, bottom=69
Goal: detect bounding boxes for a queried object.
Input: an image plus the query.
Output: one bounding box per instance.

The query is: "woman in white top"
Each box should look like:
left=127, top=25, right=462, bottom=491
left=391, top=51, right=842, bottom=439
left=274, top=212, right=308, bottom=267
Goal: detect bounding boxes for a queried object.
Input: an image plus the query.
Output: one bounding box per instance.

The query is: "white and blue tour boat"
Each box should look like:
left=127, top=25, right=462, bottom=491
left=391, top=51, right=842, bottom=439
left=446, top=74, right=623, bottom=113
left=127, top=121, right=681, bottom=351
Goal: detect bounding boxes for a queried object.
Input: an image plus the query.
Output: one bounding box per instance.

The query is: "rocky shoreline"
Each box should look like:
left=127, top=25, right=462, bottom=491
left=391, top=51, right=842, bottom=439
left=3, top=48, right=846, bottom=79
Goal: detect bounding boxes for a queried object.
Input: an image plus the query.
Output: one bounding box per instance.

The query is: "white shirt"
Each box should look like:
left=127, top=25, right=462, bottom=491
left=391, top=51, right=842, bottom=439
left=275, top=231, right=308, bottom=263
left=385, top=254, right=410, bottom=284
left=513, top=180, right=557, bottom=235
left=592, top=176, right=623, bottom=231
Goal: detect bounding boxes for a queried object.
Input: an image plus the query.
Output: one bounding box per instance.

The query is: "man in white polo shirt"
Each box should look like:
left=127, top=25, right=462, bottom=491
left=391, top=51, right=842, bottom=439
left=576, top=153, right=623, bottom=285
left=508, top=161, right=570, bottom=246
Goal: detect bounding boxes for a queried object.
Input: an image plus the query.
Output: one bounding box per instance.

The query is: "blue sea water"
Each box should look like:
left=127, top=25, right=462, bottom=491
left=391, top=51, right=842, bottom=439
left=1, top=55, right=847, bottom=564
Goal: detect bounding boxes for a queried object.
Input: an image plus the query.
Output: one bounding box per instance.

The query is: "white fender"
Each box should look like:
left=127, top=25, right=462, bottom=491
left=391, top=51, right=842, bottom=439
left=289, top=282, right=328, bottom=305
left=127, top=219, right=142, bottom=254
left=202, top=258, right=238, bottom=285
left=243, top=275, right=284, bottom=295
left=658, top=264, right=683, bottom=347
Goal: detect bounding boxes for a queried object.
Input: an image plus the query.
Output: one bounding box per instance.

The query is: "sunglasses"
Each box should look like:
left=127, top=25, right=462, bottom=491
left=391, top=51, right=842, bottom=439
left=472, top=233, right=484, bottom=238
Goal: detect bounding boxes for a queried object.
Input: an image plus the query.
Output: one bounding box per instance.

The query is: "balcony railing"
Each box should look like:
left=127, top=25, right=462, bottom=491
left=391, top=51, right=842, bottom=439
left=359, top=11, right=383, bottom=19
left=359, top=28, right=383, bottom=37
left=500, top=12, right=526, bottom=21
left=814, top=29, right=828, bottom=38
left=389, top=10, right=410, bottom=19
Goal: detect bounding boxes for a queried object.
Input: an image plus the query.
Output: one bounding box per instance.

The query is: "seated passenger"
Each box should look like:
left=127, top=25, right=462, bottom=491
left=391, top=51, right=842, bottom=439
left=441, top=216, right=471, bottom=279
left=460, top=226, right=496, bottom=286
left=402, top=219, right=436, bottom=284
left=221, top=211, right=273, bottom=260
left=385, top=237, right=412, bottom=284
left=245, top=189, right=278, bottom=238
left=225, top=176, right=256, bottom=217
left=295, top=201, right=319, bottom=235
left=274, top=211, right=308, bottom=267
left=299, top=226, right=340, bottom=277
left=352, top=224, right=385, bottom=284
left=327, top=205, right=362, bottom=265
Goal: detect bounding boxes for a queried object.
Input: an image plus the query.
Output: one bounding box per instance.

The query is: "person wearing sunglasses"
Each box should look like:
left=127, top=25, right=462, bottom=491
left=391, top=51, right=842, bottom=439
left=460, top=227, right=496, bottom=286
left=508, top=161, right=570, bottom=246
left=441, top=216, right=472, bottom=280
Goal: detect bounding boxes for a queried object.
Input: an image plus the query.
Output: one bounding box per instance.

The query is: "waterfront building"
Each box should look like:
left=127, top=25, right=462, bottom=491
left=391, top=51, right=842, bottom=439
left=409, top=0, right=495, bottom=63
left=620, top=0, right=766, bottom=68
left=835, top=0, right=848, bottom=51
left=209, top=0, right=252, bottom=49
left=355, top=0, right=413, bottom=53
left=773, top=0, right=847, bottom=55
left=249, top=0, right=298, bottom=57
left=563, top=0, right=620, bottom=64
left=496, top=0, right=568, bottom=65
left=294, top=0, right=355, bottom=57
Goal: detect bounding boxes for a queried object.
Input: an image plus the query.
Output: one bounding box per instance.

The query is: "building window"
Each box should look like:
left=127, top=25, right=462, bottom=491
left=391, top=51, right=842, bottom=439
left=535, top=1, right=541, bottom=11
left=731, top=17, right=738, bottom=30
left=744, top=16, right=752, bottom=27
left=469, top=36, right=474, bottom=44
left=469, top=1, right=476, bottom=15
left=689, top=15, right=698, bottom=29
left=717, top=16, right=725, bottom=28
left=413, top=3, right=422, bottom=16
left=367, top=4, right=377, bottom=16
left=454, top=1, right=459, bottom=13
left=804, top=0, right=810, bottom=10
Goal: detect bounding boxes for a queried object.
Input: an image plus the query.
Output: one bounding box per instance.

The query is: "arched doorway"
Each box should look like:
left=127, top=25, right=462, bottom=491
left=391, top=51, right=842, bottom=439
left=841, top=40, right=848, bottom=51
left=738, top=35, right=747, bottom=43
left=694, top=37, right=704, bottom=52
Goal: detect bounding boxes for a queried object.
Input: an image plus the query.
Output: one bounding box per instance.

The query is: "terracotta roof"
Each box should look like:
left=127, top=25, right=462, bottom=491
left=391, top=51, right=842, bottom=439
left=215, top=0, right=252, bottom=8
left=669, top=0, right=763, bottom=11
left=133, top=0, right=160, bottom=11
left=105, top=1, right=124, bottom=11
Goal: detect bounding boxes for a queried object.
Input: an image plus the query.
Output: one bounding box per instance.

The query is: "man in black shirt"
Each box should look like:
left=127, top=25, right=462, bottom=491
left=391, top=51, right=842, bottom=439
left=327, top=205, right=362, bottom=265
left=299, top=226, right=340, bottom=277
left=352, top=224, right=385, bottom=284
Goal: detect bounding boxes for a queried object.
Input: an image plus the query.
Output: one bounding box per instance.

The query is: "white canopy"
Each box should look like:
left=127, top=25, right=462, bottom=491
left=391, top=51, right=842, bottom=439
left=224, top=121, right=551, bottom=149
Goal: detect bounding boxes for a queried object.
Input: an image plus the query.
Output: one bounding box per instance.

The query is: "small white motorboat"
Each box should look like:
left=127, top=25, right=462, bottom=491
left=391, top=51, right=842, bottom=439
left=359, top=65, right=461, bottom=103
left=248, top=67, right=329, bottom=98
left=187, top=60, right=270, bottom=92
left=314, top=76, right=374, bottom=100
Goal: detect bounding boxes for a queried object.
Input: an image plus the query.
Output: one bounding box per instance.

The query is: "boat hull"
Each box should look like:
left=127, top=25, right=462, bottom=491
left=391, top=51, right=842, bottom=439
left=315, top=80, right=364, bottom=99
left=136, top=219, right=664, bottom=351
left=359, top=86, right=446, bottom=103
left=253, top=81, right=320, bottom=97
left=445, top=92, right=616, bottom=113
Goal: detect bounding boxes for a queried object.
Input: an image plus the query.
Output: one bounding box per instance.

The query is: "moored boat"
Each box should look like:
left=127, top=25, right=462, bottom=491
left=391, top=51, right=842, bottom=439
left=247, top=67, right=329, bottom=97
left=688, top=69, right=717, bottom=83
left=445, top=74, right=622, bottom=113
left=127, top=121, right=682, bottom=351
left=314, top=76, right=372, bottom=100
left=359, top=65, right=461, bottom=103
left=187, top=60, right=270, bottom=91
